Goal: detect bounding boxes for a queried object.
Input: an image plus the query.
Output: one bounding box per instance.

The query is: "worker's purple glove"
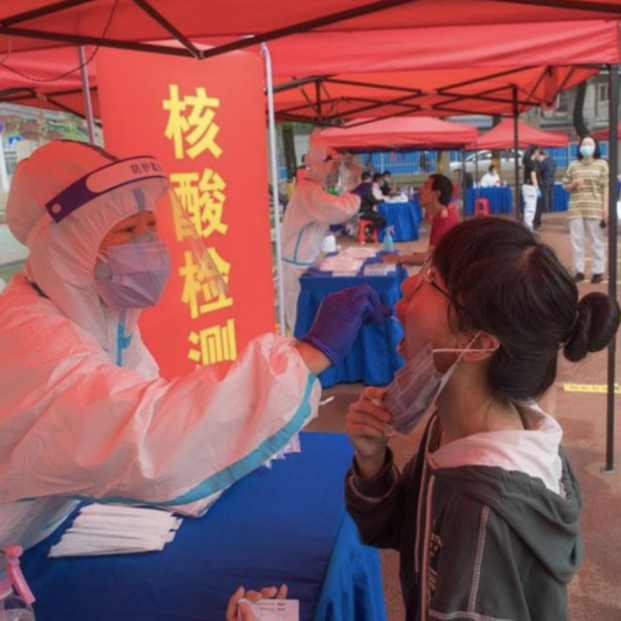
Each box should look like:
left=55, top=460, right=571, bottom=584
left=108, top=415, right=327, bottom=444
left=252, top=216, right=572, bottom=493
left=300, top=284, right=390, bottom=365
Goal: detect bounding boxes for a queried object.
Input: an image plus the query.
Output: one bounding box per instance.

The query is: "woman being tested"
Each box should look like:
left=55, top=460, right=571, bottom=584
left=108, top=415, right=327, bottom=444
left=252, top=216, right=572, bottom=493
left=345, top=217, right=619, bottom=621
left=0, top=141, right=386, bottom=549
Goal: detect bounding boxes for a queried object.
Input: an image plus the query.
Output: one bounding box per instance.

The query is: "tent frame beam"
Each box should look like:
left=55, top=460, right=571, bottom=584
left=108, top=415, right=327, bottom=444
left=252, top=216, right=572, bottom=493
left=0, top=0, right=426, bottom=60
left=437, top=66, right=538, bottom=91
left=493, top=0, right=621, bottom=15
left=0, top=25, right=195, bottom=57
left=130, top=0, right=202, bottom=58
left=0, top=0, right=95, bottom=25
left=325, top=77, right=421, bottom=95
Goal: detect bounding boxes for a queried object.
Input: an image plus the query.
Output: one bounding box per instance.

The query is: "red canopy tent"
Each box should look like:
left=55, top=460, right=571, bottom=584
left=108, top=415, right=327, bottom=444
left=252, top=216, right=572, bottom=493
left=0, top=0, right=619, bottom=58
left=0, top=20, right=617, bottom=123
left=261, top=20, right=617, bottom=122
left=469, top=118, right=570, bottom=149
left=593, top=122, right=621, bottom=139
left=320, top=117, right=478, bottom=150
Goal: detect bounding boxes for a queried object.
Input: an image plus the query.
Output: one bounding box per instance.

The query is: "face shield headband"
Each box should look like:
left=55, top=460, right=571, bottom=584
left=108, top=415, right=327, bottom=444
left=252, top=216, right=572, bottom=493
left=44, top=156, right=166, bottom=223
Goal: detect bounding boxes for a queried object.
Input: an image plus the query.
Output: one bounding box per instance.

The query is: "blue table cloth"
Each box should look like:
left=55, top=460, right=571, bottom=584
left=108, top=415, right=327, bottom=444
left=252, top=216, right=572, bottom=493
left=377, top=198, right=421, bottom=242
left=20, top=433, right=386, bottom=621
left=465, top=187, right=513, bottom=216
left=296, top=257, right=406, bottom=389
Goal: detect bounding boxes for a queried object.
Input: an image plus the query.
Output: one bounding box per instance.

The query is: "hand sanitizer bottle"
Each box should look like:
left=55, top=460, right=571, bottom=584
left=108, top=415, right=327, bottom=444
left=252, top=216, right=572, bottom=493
left=382, top=226, right=395, bottom=252
left=0, top=547, right=36, bottom=621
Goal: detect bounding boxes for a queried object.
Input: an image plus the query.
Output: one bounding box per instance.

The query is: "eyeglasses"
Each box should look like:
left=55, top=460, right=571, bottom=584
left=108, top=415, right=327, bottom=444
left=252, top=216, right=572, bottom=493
left=415, top=261, right=460, bottom=308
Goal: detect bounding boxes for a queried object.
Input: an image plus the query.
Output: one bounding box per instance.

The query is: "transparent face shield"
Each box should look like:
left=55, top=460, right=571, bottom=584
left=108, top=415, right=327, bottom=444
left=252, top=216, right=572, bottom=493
left=162, top=186, right=230, bottom=303
left=45, top=155, right=228, bottom=311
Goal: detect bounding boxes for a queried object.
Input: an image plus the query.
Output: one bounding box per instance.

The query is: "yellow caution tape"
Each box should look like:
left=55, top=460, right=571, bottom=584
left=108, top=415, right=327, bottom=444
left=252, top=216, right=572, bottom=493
left=563, top=383, right=621, bottom=394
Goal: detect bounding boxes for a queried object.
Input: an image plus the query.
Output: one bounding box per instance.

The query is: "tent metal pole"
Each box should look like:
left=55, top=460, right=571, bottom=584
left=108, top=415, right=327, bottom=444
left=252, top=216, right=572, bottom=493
left=603, top=63, right=619, bottom=473
left=77, top=46, right=96, bottom=144
left=512, top=88, right=520, bottom=221
left=262, top=43, right=287, bottom=336
left=460, top=148, right=466, bottom=218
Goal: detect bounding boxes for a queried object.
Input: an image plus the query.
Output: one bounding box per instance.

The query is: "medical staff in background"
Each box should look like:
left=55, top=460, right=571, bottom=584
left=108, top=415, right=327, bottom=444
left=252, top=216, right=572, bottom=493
left=281, top=133, right=360, bottom=332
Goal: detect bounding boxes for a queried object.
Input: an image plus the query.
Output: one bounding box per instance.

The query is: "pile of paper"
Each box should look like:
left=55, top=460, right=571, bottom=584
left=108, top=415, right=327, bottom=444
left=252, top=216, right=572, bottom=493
left=262, top=434, right=301, bottom=469
left=384, top=194, right=409, bottom=203
left=342, top=247, right=377, bottom=259
left=364, top=263, right=397, bottom=277
left=49, top=504, right=183, bottom=557
left=317, top=255, right=363, bottom=276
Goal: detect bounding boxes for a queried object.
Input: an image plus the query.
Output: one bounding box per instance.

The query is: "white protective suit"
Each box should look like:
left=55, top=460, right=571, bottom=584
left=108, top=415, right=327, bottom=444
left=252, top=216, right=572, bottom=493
left=281, top=141, right=360, bottom=332
left=0, top=141, right=321, bottom=549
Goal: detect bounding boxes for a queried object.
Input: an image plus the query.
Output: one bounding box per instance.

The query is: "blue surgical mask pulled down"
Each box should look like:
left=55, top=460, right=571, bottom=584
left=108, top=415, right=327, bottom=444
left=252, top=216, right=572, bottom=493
left=94, top=232, right=172, bottom=311
left=384, top=335, right=496, bottom=435
left=579, top=145, right=595, bottom=158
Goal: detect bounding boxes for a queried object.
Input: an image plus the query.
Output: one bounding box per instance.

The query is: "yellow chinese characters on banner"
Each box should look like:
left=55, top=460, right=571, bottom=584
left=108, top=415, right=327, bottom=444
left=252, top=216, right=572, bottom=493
left=97, top=49, right=275, bottom=380
left=164, top=84, right=237, bottom=367
left=164, top=85, right=223, bottom=160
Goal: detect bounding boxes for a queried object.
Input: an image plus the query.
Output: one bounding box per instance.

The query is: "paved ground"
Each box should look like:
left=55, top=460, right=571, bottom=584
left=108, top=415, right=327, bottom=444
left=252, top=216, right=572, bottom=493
left=305, top=212, right=621, bottom=621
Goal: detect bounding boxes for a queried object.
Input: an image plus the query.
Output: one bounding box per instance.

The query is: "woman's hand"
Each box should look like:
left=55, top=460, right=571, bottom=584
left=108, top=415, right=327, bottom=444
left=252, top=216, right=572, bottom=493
left=226, top=585, right=288, bottom=621
left=346, top=386, right=394, bottom=479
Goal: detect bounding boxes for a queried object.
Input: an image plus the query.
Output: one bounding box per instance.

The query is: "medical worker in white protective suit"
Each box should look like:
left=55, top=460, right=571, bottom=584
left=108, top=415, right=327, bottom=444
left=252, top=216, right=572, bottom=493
left=0, top=141, right=388, bottom=549
left=281, top=135, right=361, bottom=332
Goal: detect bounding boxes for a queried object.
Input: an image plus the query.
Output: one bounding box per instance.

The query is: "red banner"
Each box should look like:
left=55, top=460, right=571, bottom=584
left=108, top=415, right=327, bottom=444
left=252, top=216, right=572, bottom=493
left=97, top=49, right=274, bottom=379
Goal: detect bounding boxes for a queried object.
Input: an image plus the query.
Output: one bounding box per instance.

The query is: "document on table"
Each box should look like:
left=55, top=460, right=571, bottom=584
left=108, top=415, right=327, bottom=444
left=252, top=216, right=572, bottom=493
left=48, top=504, right=183, bottom=557
left=238, top=599, right=299, bottom=621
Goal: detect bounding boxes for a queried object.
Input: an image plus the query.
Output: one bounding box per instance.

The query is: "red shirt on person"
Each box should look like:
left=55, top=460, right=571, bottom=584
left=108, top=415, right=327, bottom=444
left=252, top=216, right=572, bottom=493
left=430, top=207, right=460, bottom=248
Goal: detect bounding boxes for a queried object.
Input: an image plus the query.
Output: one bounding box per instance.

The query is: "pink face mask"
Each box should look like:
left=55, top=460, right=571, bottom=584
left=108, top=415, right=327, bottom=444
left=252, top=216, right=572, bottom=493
left=94, top=232, right=171, bottom=311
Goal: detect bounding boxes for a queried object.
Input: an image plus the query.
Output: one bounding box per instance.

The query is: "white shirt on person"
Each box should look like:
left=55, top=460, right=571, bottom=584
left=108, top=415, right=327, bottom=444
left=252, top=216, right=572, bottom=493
left=480, top=172, right=500, bottom=188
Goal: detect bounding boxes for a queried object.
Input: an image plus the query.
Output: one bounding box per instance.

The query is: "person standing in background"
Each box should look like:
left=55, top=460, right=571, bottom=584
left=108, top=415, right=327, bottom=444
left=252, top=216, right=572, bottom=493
left=534, top=149, right=557, bottom=230
left=380, top=170, right=394, bottom=196
left=371, top=172, right=385, bottom=202
left=382, top=174, right=459, bottom=267
left=521, top=144, right=541, bottom=232
left=563, top=135, right=608, bottom=284
left=480, top=165, right=501, bottom=188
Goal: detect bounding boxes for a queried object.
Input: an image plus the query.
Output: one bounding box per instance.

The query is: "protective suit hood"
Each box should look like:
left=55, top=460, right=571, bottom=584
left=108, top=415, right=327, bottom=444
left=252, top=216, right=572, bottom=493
left=304, top=131, right=340, bottom=183
left=6, top=140, right=168, bottom=365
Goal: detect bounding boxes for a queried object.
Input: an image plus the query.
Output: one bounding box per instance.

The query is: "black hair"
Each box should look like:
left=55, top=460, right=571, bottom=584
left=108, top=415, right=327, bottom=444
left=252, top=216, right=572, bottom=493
left=429, top=173, right=453, bottom=207
left=373, top=172, right=384, bottom=183
left=488, top=165, right=496, bottom=173
left=433, top=218, right=620, bottom=401
left=522, top=144, right=539, bottom=166
left=382, top=170, right=391, bottom=176
left=577, top=134, right=602, bottom=160
left=361, top=171, right=372, bottom=181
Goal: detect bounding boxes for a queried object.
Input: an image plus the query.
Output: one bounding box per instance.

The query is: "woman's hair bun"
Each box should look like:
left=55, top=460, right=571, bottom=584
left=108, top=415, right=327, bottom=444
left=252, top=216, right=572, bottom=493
left=564, top=293, right=620, bottom=362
